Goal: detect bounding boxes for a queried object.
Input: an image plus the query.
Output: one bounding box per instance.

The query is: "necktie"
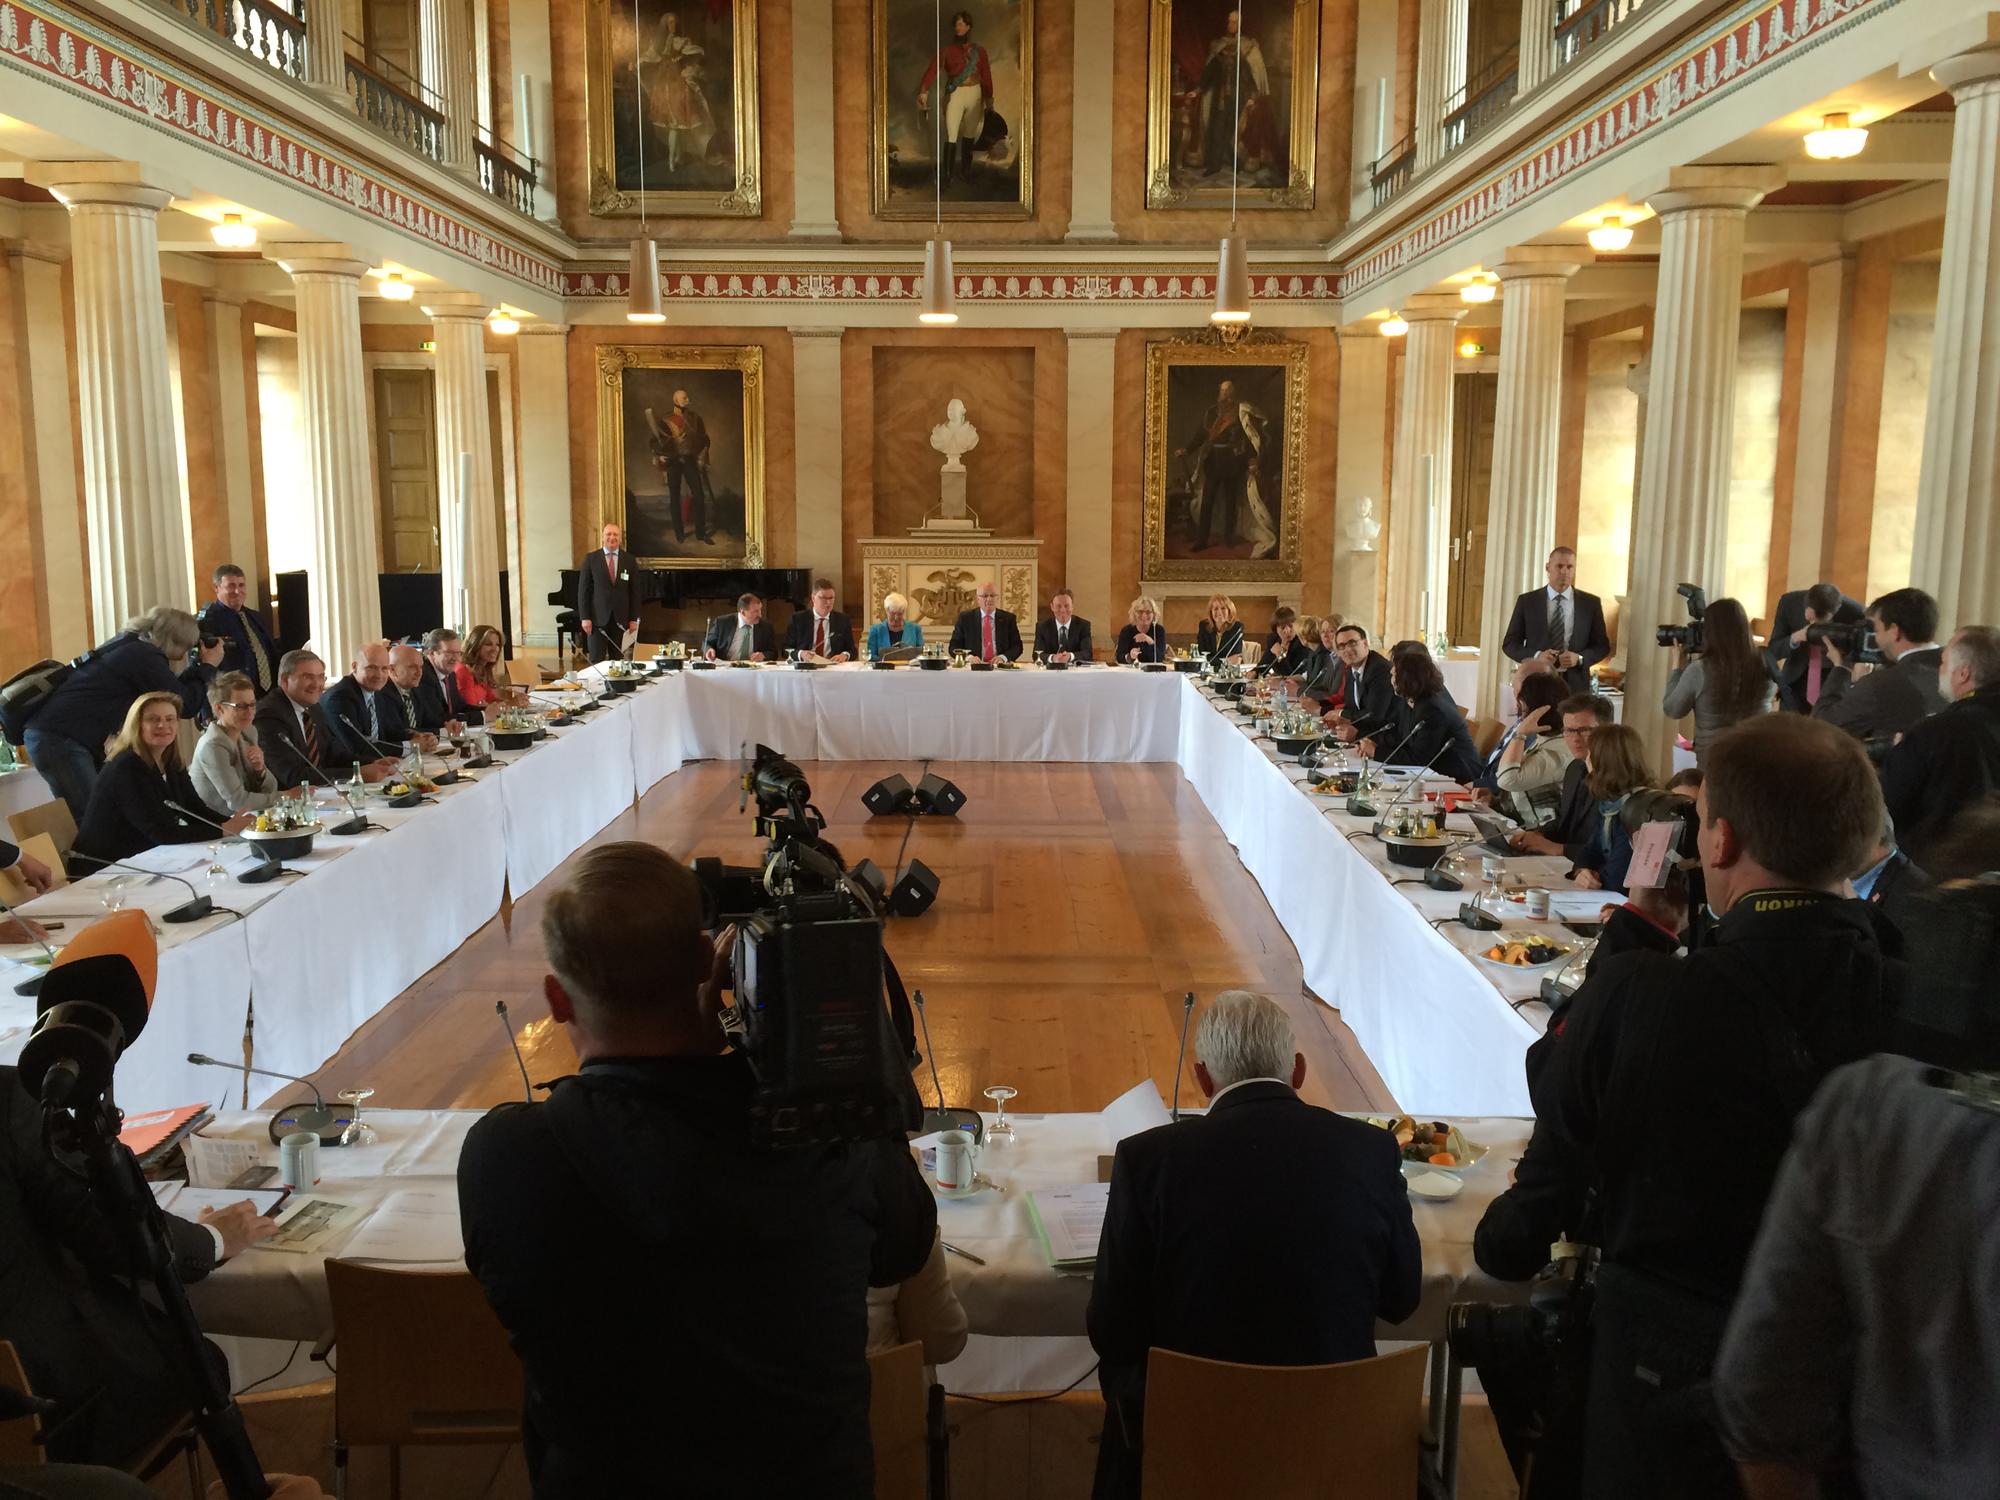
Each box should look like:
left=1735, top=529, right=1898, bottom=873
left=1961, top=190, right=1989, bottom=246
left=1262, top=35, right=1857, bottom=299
left=1806, top=645, right=1824, bottom=705
left=1057, top=623, right=1067, bottom=651
left=982, top=613, right=995, bottom=662
left=815, top=616, right=827, bottom=657
left=733, top=622, right=753, bottom=660
left=1350, top=667, right=1362, bottom=707
left=302, top=709, right=321, bottom=767
left=1550, top=595, right=1568, bottom=654
left=366, top=691, right=380, bottom=739
left=399, top=686, right=419, bottom=726
left=243, top=617, right=271, bottom=692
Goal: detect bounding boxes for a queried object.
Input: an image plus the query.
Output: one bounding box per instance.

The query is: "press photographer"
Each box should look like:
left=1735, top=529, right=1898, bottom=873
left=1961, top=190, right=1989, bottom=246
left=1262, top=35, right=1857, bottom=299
left=1660, top=590, right=1777, bottom=768
left=1810, top=587, right=1947, bottom=750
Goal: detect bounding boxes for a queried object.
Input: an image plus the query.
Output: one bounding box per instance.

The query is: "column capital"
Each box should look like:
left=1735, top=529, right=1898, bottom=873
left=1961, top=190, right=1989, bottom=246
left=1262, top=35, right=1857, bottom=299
left=422, top=291, right=492, bottom=322
left=1403, top=292, right=1469, bottom=325
left=1640, top=165, right=1785, bottom=218
left=516, top=321, right=572, bottom=338
left=1496, top=245, right=1591, bottom=283
left=786, top=325, right=846, bottom=340
left=1062, top=326, right=1121, bottom=343
left=1900, top=12, right=2000, bottom=81
left=26, top=162, right=181, bottom=214
left=1932, top=46, right=2000, bottom=93
left=269, top=243, right=370, bottom=281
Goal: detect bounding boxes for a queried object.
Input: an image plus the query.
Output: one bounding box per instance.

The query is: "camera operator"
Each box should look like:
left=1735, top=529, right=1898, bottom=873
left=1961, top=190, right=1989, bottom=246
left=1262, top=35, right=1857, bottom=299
left=1661, top=598, right=1776, bottom=768
left=1471, top=715, right=1901, bottom=1499
left=457, top=842, right=937, bottom=1499
left=1880, top=625, right=2000, bottom=868
left=1809, top=587, right=1946, bottom=747
left=1767, top=582, right=1866, bottom=714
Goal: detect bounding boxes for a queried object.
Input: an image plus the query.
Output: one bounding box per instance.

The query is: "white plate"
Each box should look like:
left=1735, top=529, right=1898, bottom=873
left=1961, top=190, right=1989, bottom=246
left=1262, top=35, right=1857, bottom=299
left=1406, top=1170, right=1463, bottom=1201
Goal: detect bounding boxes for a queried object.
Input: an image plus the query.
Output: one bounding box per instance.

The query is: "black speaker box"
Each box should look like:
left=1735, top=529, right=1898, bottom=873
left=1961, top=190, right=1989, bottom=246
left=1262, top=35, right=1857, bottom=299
left=891, top=858, right=941, bottom=918
left=913, top=773, right=966, bottom=817
left=862, top=773, right=914, bottom=816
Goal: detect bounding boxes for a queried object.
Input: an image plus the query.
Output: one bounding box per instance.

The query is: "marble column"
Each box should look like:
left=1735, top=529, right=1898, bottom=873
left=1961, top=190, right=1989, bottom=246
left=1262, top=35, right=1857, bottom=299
left=1413, top=0, right=1468, bottom=172
left=1476, top=247, right=1588, bottom=718
left=1912, top=45, right=2000, bottom=632
left=273, top=247, right=381, bottom=672
left=424, top=293, right=501, bottom=633
left=4, top=241, right=89, bottom=655
left=790, top=327, right=845, bottom=589
left=514, top=325, right=572, bottom=648
left=28, top=163, right=189, bottom=634
left=302, top=0, right=347, bottom=99
left=1516, top=0, right=1557, bottom=93
left=1384, top=295, right=1465, bottom=644
left=1333, top=329, right=1390, bottom=622
left=789, top=1, right=840, bottom=240
left=201, top=291, right=261, bottom=578
left=1065, top=329, right=1118, bottom=629
left=1065, top=1, right=1117, bottom=241
left=420, top=0, right=479, bottom=174
left=1623, top=165, right=1782, bottom=766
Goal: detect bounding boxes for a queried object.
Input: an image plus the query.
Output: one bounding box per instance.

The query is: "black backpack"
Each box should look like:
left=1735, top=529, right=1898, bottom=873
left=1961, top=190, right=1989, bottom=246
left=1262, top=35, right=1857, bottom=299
left=0, top=634, right=126, bottom=744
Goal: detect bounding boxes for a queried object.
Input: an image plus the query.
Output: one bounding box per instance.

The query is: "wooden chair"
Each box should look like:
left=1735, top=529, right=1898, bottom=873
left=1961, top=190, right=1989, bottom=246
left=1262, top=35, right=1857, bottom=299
left=1139, top=1344, right=1429, bottom=1500
left=7, top=799, right=76, bottom=862
left=322, top=1262, right=524, bottom=1500
left=1469, top=716, right=1504, bottom=760
left=0, top=832, right=66, bottom=904
left=0, top=1340, right=198, bottom=1492
left=868, top=1340, right=932, bottom=1500
left=0, top=1340, right=43, bottom=1466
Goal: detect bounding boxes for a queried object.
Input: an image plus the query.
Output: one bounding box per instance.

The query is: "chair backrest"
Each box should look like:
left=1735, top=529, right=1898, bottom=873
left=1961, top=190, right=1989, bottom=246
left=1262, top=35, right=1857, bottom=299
left=7, top=800, right=76, bottom=860
left=0, top=833, right=65, bottom=905
left=1140, top=1343, right=1428, bottom=1500
left=1469, top=716, right=1504, bottom=759
left=868, top=1340, right=928, bottom=1500
left=0, top=1340, right=44, bottom=1465
left=324, top=1262, right=524, bottom=1449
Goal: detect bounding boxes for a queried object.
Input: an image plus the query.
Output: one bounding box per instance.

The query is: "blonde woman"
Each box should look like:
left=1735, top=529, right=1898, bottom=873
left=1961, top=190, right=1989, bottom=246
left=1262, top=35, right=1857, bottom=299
left=1196, top=594, right=1244, bottom=661
left=454, top=624, right=521, bottom=711
left=74, top=691, right=251, bottom=868
left=867, top=592, right=923, bottom=655
left=1116, top=597, right=1169, bottom=665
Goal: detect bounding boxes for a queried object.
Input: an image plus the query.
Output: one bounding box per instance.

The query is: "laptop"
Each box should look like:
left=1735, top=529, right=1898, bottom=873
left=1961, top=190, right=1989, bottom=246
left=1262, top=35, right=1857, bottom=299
left=1466, top=806, right=1520, bottom=856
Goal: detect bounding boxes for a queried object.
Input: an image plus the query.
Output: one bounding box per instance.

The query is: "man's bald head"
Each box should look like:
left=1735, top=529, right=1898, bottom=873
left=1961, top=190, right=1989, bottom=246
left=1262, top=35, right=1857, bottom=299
left=354, top=640, right=391, bottom=691
left=388, top=644, right=423, bottom=689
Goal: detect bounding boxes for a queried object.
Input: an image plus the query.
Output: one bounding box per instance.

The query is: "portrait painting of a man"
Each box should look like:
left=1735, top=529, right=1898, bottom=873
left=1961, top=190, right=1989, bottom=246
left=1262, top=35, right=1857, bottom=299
left=1145, top=0, right=1318, bottom=209
left=597, top=348, right=765, bottom=566
left=874, top=0, right=1034, bottom=218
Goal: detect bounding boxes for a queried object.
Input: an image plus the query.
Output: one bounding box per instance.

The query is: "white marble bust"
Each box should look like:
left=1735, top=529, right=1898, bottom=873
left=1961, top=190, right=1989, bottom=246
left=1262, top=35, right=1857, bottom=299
left=929, top=399, right=980, bottom=472
left=1344, top=496, right=1381, bottom=553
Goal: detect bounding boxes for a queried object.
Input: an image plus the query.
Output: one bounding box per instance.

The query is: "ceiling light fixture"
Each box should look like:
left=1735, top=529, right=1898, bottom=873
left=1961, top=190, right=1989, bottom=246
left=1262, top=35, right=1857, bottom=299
left=488, top=310, right=521, bottom=335
left=1459, top=272, right=1496, bottom=304
left=1586, top=214, right=1634, bottom=252
left=1210, top=4, right=1252, bottom=328
left=918, top=0, right=958, bottom=325
left=1803, top=111, right=1867, bottom=161
left=625, top=0, right=666, bottom=325
left=210, top=212, right=257, bottom=249
left=378, top=269, right=415, bottom=302
left=1379, top=312, right=1408, bottom=337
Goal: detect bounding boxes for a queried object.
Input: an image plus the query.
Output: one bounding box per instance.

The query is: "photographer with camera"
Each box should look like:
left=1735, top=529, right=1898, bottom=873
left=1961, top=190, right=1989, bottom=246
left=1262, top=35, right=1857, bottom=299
left=1470, top=716, right=1902, bottom=1499
left=1809, top=587, right=1947, bottom=748
left=1767, top=582, right=1866, bottom=715
left=457, top=841, right=937, bottom=1498
left=1661, top=596, right=1775, bottom=768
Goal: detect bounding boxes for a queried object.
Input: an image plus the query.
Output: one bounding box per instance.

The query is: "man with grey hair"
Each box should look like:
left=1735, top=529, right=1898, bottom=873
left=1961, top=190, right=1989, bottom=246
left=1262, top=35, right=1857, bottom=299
left=1881, top=623, right=2000, bottom=866
left=1086, top=989, right=1422, bottom=1498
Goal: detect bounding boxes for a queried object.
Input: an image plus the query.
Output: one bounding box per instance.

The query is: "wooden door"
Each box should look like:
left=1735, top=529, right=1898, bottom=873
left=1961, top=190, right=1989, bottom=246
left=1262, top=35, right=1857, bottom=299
left=374, top=368, right=438, bottom=572
left=1446, top=371, right=1497, bottom=647
left=363, top=0, right=420, bottom=83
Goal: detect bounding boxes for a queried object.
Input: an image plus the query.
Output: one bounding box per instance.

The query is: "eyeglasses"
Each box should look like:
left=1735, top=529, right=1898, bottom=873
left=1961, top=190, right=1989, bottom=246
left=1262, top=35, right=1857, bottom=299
left=1561, top=725, right=1596, bottom=740
left=222, top=700, right=255, bottom=713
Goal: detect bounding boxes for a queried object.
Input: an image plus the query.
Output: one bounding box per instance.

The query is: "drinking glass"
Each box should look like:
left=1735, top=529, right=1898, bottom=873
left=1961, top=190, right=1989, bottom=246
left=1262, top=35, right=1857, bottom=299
left=98, top=875, right=139, bottom=913
left=337, top=1086, right=377, bottom=1146
left=983, top=1085, right=1019, bottom=1142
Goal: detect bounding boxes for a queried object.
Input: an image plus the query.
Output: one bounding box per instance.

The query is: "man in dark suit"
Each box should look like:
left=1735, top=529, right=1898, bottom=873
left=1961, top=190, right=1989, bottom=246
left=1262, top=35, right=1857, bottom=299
left=1811, top=587, right=1947, bottom=747
left=1087, top=990, right=1421, bottom=1498
left=701, top=593, right=775, bottom=662
left=195, top=563, right=278, bottom=697
left=386, top=644, right=451, bottom=744
left=458, top=843, right=935, bottom=1497
left=1767, top=581, right=1866, bottom=713
left=419, top=629, right=478, bottom=727
left=1501, top=547, right=1611, bottom=695
left=256, top=649, right=390, bottom=788
left=947, top=581, right=1023, bottom=663
left=1881, top=626, right=2000, bottom=867
left=1508, top=694, right=1615, bottom=850
left=781, top=579, right=856, bottom=661
left=576, top=522, right=639, bottom=665
left=321, top=642, right=410, bottom=768
left=1316, top=622, right=1397, bottom=739
left=1033, top=588, right=1093, bottom=663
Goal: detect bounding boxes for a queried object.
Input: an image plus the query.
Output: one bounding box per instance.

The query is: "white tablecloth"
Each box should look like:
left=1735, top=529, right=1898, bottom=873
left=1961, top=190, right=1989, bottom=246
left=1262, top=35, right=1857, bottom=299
left=494, top=702, right=637, bottom=894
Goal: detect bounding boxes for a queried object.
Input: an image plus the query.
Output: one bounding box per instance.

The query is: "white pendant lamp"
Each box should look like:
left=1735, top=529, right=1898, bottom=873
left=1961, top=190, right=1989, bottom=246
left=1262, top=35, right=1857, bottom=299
left=1803, top=112, right=1867, bottom=161
left=1586, top=215, right=1633, bottom=252
left=918, top=0, right=958, bottom=325
left=1211, top=5, right=1252, bottom=326
left=625, top=0, right=666, bottom=325
left=210, top=212, right=257, bottom=249
left=1379, top=311, right=1408, bottom=337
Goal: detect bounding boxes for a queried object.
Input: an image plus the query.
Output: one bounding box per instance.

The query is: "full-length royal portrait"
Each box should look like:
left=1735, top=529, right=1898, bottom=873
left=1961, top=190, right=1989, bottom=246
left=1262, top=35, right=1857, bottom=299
left=585, top=0, right=762, bottom=217
left=1145, top=0, right=1319, bottom=210
left=597, top=347, right=765, bottom=566
left=873, top=0, right=1034, bottom=218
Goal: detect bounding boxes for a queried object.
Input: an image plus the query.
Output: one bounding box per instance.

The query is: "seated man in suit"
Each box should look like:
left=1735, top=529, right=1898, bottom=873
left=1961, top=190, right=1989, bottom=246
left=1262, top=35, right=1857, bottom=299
left=196, top=562, right=279, bottom=698
left=386, top=644, right=453, bottom=744
left=1508, top=694, right=1616, bottom=854
left=948, top=581, right=1023, bottom=663
left=1088, top=990, right=1422, bottom=1498
left=782, top=578, right=856, bottom=662
left=256, top=649, right=391, bottom=788
left=1033, top=588, right=1093, bottom=663
left=577, top=521, right=638, bottom=665
left=702, top=593, right=775, bottom=662
left=1811, top=587, right=1947, bottom=747
left=418, top=628, right=480, bottom=727
left=1317, top=622, right=1397, bottom=740
left=321, top=641, right=413, bottom=767
left=1767, top=580, right=1866, bottom=714
left=1502, top=547, right=1611, bottom=696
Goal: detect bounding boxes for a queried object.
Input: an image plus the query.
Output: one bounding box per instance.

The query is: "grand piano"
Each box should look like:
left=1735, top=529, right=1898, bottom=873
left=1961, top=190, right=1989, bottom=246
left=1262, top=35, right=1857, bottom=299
left=549, top=565, right=813, bottom=660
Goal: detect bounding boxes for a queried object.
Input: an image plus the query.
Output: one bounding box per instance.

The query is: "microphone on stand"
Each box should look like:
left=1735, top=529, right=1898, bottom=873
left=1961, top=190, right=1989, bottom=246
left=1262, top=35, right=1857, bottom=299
left=1170, top=991, right=1196, bottom=1122
left=187, top=1052, right=346, bottom=1146
left=161, top=800, right=288, bottom=885
left=909, top=989, right=983, bottom=1142
left=1372, top=742, right=1451, bottom=839
left=65, top=851, right=215, bottom=923
left=1346, top=719, right=1423, bottom=819
left=337, top=714, right=406, bottom=760
left=495, top=999, right=534, bottom=1104
left=0, top=891, right=59, bottom=996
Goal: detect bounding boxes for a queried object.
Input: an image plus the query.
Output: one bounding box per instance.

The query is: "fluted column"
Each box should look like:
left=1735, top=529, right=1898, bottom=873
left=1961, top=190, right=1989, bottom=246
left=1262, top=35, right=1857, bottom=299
left=420, top=0, right=479, bottom=173
left=424, top=294, right=501, bottom=633
left=1517, top=0, right=1557, bottom=93
left=1385, top=295, right=1465, bottom=644
left=788, top=1, right=839, bottom=239
left=1623, top=166, right=1782, bottom=766
left=1476, top=248, right=1587, bottom=718
left=302, top=0, right=347, bottom=98
left=1912, top=45, right=2000, bottom=633
left=273, top=247, right=381, bottom=670
left=28, top=164, right=188, bottom=634
left=1413, top=0, right=1468, bottom=171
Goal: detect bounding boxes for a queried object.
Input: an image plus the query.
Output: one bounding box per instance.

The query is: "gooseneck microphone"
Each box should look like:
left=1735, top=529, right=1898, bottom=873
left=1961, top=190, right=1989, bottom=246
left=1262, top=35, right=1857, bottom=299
left=910, top=989, right=983, bottom=1142
left=65, top=851, right=214, bottom=924
left=1369, top=717, right=1429, bottom=771
left=161, top=800, right=286, bottom=885
left=337, top=714, right=405, bottom=760
left=496, top=1000, right=534, bottom=1103
left=261, top=732, right=372, bottom=834
left=1171, top=991, right=1196, bottom=1122
left=187, top=1052, right=346, bottom=1145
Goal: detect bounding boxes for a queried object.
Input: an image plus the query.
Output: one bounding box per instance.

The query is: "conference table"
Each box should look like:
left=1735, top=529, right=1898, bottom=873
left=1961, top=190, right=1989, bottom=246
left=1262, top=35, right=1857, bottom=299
left=2, top=661, right=1561, bottom=1118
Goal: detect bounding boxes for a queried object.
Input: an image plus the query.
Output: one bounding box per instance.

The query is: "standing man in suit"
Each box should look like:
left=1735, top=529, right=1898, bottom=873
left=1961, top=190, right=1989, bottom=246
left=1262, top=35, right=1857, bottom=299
left=1811, top=587, right=1947, bottom=746
left=948, top=581, right=1023, bottom=662
left=1502, top=547, right=1611, bottom=695
left=196, top=563, right=278, bottom=697
left=782, top=579, right=856, bottom=662
left=1087, top=991, right=1421, bottom=1498
left=702, top=594, right=775, bottom=662
left=1766, top=581, right=1866, bottom=713
left=577, top=522, right=639, bottom=665
left=1316, top=623, right=1396, bottom=739
left=1033, top=588, right=1093, bottom=663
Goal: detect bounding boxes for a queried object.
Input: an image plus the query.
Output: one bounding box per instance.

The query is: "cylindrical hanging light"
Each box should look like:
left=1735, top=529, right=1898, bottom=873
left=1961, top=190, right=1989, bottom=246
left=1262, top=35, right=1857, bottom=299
left=378, top=269, right=416, bottom=302
left=488, top=310, right=521, bottom=336
left=919, top=237, right=958, bottom=325
left=1379, top=312, right=1409, bottom=337
left=1459, top=271, right=1497, bottom=304
left=210, top=212, right=257, bottom=249
left=627, top=238, right=665, bottom=324
left=1212, top=234, right=1252, bottom=325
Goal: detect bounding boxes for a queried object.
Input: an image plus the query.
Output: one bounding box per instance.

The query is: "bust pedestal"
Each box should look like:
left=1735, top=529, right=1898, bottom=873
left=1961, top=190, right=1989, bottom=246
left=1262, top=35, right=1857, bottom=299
left=860, top=535, right=1042, bottom=644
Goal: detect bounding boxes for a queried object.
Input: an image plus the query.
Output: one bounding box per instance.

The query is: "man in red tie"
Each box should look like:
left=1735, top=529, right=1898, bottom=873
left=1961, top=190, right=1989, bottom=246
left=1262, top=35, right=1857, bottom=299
left=781, top=579, right=856, bottom=662
left=948, top=581, right=1023, bottom=663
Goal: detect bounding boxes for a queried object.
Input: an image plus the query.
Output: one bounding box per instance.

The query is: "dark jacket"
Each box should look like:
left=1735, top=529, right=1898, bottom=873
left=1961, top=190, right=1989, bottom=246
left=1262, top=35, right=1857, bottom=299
left=1255, top=636, right=1310, bottom=679
left=1766, top=589, right=1866, bottom=713
left=252, top=690, right=335, bottom=791
left=1087, top=1082, right=1421, bottom=1498
left=1378, top=689, right=1483, bottom=784
left=320, top=676, right=402, bottom=763
left=0, top=1066, right=220, bottom=1466
left=1812, top=645, right=1947, bottom=747
left=701, top=613, right=777, bottom=662
left=196, top=600, right=278, bottom=695
left=30, top=636, right=213, bottom=762
left=783, top=609, right=857, bottom=659
left=1195, top=619, right=1245, bottom=660
left=1880, top=685, right=2000, bottom=868
left=575, top=548, right=638, bottom=631
left=458, top=1054, right=935, bottom=1499
left=1544, top=758, right=1599, bottom=863
left=1502, top=588, right=1611, bottom=694
left=1034, top=615, right=1095, bottom=662
left=415, top=656, right=474, bottom=730
left=71, top=751, right=227, bottom=869
left=949, top=608, right=1025, bottom=662
left=1113, top=623, right=1170, bottom=665
left=1326, top=650, right=1397, bottom=735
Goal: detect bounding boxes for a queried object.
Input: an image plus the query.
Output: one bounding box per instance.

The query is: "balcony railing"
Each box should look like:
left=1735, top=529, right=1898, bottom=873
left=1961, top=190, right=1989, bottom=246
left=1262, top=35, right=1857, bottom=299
left=476, top=131, right=537, bottom=218
left=167, top=0, right=306, bottom=82
left=344, top=47, right=444, bottom=166
left=1370, top=131, right=1417, bottom=210
left=1555, top=0, right=1654, bottom=69
left=1441, top=49, right=1519, bottom=157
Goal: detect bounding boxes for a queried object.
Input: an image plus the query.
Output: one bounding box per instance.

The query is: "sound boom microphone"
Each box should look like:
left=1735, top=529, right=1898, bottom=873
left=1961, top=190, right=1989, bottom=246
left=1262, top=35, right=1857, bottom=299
left=910, top=989, right=983, bottom=1142
left=186, top=1052, right=348, bottom=1146
left=161, top=800, right=286, bottom=885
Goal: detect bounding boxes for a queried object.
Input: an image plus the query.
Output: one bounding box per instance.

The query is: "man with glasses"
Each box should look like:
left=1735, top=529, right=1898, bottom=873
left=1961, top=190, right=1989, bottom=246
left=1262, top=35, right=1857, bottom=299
left=947, top=580, right=1023, bottom=663
left=1509, top=694, right=1615, bottom=856
left=420, top=628, right=476, bottom=726
left=189, top=672, right=276, bottom=812
left=1312, top=623, right=1395, bottom=741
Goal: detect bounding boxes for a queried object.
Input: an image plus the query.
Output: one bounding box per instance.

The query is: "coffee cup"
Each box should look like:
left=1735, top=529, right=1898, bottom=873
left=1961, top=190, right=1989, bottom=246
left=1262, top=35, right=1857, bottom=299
left=933, top=1128, right=979, bottom=1195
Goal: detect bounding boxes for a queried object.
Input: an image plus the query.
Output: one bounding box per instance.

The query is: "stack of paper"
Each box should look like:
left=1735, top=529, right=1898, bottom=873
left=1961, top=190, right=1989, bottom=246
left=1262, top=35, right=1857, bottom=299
left=338, top=1189, right=466, bottom=1264
left=1025, top=1183, right=1110, bottom=1270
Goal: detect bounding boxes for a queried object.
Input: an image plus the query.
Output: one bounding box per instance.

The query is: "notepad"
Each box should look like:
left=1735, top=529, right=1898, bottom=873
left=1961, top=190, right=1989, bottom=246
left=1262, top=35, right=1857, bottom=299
left=338, top=1189, right=465, bottom=1264
left=1025, top=1184, right=1110, bottom=1270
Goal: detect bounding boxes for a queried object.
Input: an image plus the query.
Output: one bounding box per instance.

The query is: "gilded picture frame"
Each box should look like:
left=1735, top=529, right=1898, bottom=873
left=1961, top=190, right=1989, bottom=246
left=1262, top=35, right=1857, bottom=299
left=871, top=0, right=1035, bottom=220
left=596, top=346, right=766, bottom=568
left=583, top=0, right=762, bottom=218
left=1144, top=333, right=1307, bottom=582
left=1145, top=0, right=1320, bottom=210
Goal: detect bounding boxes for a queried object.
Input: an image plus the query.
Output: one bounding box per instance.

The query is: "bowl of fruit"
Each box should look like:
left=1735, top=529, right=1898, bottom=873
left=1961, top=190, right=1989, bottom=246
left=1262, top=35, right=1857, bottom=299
left=1367, top=1115, right=1489, bottom=1177
left=1476, top=931, right=1574, bottom=970
left=487, top=711, right=542, bottom=751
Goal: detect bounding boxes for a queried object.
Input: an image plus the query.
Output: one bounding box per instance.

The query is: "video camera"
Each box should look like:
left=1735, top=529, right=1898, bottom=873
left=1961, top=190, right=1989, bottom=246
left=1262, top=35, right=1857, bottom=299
left=1654, top=583, right=1708, bottom=652
left=692, top=745, right=922, bottom=1149
left=1805, top=618, right=1883, bottom=666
